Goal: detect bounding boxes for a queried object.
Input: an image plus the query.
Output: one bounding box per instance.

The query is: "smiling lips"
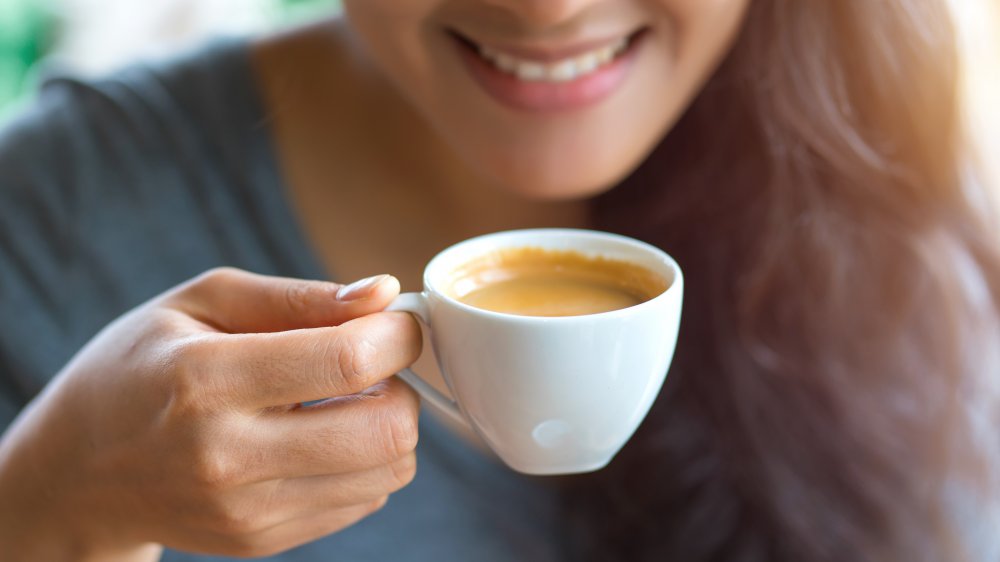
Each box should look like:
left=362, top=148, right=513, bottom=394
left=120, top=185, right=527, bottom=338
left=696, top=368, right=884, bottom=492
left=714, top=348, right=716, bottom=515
left=451, top=30, right=644, bottom=113
left=477, top=38, right=630, bottom=83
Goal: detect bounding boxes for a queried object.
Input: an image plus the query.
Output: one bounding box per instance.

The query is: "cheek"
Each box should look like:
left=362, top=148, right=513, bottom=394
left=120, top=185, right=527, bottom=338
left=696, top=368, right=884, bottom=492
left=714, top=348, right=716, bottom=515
left=661, top=0, right=751, bottom=61
left=342, top=1, right=443, bottom=98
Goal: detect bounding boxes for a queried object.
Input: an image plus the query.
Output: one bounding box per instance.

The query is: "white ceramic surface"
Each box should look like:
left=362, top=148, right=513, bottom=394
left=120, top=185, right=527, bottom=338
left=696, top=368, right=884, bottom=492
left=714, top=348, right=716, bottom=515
left=386, top=229, right=683, bottom=475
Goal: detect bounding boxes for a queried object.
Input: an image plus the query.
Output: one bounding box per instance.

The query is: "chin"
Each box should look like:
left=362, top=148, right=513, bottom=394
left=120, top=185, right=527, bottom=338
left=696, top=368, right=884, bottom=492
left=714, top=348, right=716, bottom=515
left=485, top=164, right=627, bottom=202
left=466, top=143, right=642, bottom=201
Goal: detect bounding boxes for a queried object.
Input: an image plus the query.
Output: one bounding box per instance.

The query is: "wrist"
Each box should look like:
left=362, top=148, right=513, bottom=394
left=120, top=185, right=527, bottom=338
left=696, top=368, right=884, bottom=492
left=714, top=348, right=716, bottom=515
left=0, top=458, right=162, bottom=562
left=0, top=405, right=160, bottom=561
left=0, top=524, right=161, bottom=562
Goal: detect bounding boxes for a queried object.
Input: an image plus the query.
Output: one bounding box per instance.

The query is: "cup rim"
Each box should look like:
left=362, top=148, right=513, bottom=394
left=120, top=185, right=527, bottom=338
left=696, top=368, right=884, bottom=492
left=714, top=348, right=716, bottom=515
left=421, top=228, right=683, bottom=323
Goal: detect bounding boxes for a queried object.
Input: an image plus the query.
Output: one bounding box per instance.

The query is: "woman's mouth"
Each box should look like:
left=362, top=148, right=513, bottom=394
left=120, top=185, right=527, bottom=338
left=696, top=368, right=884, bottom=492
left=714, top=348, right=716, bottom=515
left=449, top=29, right=647, bottom=113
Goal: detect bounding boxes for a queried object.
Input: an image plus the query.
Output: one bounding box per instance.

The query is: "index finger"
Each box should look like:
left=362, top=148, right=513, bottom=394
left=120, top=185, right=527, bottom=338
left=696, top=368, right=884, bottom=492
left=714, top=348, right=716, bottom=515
left=168, top=268, right=401, bottom=334
left=204, top=311, right=423, bottom=408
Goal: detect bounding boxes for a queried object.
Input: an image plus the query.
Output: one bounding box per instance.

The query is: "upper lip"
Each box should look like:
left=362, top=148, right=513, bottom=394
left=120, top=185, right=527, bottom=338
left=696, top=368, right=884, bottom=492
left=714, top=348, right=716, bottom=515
left=448, top=28, right=643, bottom=62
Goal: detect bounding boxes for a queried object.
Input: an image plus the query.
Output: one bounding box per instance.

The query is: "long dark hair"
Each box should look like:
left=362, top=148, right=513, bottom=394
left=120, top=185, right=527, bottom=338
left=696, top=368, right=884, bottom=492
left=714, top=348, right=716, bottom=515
left=568, top=1, right=1000, bottom=560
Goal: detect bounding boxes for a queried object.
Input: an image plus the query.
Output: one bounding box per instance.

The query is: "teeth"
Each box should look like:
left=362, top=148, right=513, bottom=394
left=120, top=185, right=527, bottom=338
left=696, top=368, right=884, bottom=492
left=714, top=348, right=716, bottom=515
left=548, top=60, right=578, bottom=82
left=515, top=62, right=547, bottom=81
left=595, top=47, right=614, bottom=65
left=495, top=53, right=517, bottom=73
left=476, top=38, right=631, bottom=83
left=575, top=53, right=599, bottom=74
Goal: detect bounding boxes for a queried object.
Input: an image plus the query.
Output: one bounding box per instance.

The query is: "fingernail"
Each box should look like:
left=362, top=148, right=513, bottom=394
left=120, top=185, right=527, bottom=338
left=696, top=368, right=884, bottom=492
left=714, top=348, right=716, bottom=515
left=336, top=274, right=391, bottom=301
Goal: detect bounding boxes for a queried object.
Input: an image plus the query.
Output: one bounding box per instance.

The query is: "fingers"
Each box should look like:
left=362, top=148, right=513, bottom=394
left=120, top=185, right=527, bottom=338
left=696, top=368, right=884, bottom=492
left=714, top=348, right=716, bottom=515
left=258, top=497, right=390, bottom=553
left=207, top=499, right=388, bottom=559
left=252, top=377, right=421, bottom=479
left=203, top=311, right=422, bottom=408
left=153, top=376, right=419, bottom=558
left=155, top=378, right=418, bottom=558
left=168, top=268, right=401, bottom=334
left=267, top=453, right=417, bottom=518
left=176, top=495, right=387, bottom=559
left=168, top=384, right=418, bottom=558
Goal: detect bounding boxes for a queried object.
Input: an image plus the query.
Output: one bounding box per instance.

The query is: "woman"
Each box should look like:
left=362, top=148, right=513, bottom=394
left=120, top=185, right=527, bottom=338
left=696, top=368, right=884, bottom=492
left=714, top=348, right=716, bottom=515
left=0, top=0, right=997, bottom=560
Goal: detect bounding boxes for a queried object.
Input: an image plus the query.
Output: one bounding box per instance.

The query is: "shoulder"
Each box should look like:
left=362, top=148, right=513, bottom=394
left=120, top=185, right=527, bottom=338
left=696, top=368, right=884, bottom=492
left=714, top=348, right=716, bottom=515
left=0, top=38, right=265, bottom=203
left=0, top=37, right=276, bottom=287
left=0, top=38, right=288, bottom=399
left=0, top=37, right=278, bottom=313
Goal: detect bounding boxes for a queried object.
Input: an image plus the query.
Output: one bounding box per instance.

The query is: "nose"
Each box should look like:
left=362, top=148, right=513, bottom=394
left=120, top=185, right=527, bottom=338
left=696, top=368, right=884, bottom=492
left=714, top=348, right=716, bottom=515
left=482, top=0, right=601, bottom=28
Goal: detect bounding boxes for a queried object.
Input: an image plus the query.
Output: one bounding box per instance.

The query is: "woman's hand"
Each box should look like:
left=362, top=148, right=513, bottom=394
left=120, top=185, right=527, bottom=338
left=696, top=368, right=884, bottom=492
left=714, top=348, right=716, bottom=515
left=0, top=268, right=423, bottom=561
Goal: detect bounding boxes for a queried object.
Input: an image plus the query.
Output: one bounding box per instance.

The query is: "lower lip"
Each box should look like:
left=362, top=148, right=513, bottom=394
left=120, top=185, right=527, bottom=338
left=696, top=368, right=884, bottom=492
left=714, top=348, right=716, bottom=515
left=452, top=35, right=642, bottom=113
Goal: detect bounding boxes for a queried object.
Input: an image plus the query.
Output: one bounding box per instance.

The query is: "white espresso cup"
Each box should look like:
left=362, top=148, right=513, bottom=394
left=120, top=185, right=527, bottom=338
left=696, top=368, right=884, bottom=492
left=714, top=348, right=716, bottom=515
left=386, top=229, right=683, bottom=475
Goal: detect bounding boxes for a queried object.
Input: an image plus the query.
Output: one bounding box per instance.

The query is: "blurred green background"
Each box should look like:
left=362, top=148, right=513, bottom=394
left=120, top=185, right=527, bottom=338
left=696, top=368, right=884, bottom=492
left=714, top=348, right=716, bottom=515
left=0, top=0, right=338, bottom=122
left=0, top=0, right=51, bottom=118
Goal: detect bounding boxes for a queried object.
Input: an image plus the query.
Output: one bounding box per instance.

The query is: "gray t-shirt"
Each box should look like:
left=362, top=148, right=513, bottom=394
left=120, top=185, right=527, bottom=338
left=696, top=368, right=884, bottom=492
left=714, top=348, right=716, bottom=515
left=0, top=39, right=567, bottom=561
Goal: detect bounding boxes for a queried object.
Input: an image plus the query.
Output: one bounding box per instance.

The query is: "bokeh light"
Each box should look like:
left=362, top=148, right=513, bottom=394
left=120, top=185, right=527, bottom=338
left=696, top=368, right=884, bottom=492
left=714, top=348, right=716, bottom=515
left=950, top=0, right=1000, bottom=192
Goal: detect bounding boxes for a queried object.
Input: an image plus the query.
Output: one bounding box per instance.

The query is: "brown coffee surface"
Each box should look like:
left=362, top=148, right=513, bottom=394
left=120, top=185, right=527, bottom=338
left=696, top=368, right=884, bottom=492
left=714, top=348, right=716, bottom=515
left=446, top=247, right=669, bottom=317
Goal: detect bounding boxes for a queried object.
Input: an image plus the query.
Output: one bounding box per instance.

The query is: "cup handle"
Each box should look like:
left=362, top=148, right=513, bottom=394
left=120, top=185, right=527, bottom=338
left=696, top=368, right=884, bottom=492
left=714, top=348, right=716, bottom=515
left=385, top=292, right=467, bottom=427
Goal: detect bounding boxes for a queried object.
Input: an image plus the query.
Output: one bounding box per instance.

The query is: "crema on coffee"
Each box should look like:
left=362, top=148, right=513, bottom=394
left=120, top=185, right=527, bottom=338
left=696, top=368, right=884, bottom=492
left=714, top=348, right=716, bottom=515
left=444, top=247, right=668, bottom=317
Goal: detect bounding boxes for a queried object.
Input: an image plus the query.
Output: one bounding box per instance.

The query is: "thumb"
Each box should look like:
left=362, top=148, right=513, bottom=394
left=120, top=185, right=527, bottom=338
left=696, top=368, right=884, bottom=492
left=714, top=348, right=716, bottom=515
left=168, top=268, right=401, bottom=333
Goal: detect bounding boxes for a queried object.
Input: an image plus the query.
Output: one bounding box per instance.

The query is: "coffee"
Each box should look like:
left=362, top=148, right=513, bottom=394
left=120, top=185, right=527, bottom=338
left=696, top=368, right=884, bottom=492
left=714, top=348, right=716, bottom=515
left=445, top=247, right=668, bottom=317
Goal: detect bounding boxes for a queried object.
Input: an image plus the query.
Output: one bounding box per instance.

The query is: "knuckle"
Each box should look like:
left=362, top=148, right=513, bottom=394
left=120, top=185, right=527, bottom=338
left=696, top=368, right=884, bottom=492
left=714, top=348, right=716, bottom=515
left=177, top=268, right=241, bottom=301
left=134, top=310, right=186, bottom=346
left=173, top=335, right=214, bottom=374
left=198, top=267, right=244, bottom=287
left=388, top=453, right=418, bottom=491
left=330, top=332, right=379, bottom=389
left=165, top=337, right=217, bottom=414
left=215, top=516, right=255, bottom=539
left=374, top=401, right=420, bottom=461
left=283, top=282, right=315, bottom=318
left=167, top=267, right=246, bottom=312
left=208, top=502, right=265, bottom=539
left=191, top=448, right=237, bottom=490
left=218, top=533, right=274, bottom=559
left=368, top=495, right=390, bottom=515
